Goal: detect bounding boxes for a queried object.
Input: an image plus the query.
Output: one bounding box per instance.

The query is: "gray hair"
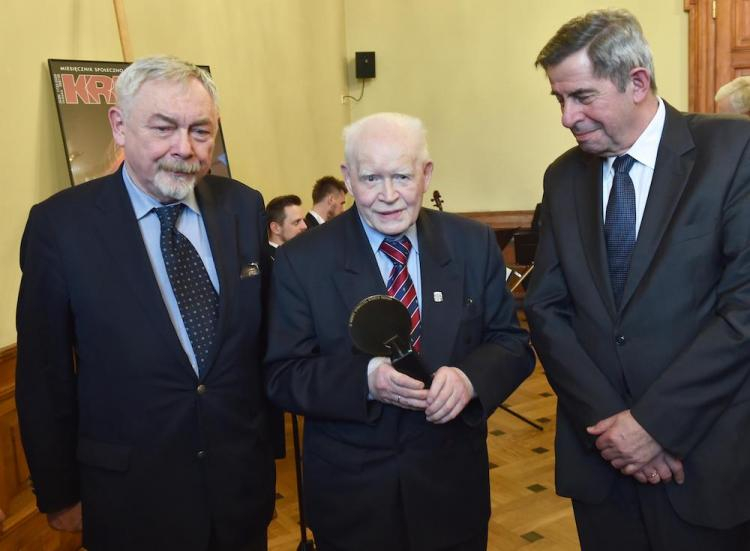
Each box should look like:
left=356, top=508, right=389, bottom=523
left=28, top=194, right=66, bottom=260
left=715, top=77, right=750, bottom=114
left=343, top=112, right=430, bottom=167
left=535, top=8, right=657, bottom=93
left=115, top=55, right=219, bottom=115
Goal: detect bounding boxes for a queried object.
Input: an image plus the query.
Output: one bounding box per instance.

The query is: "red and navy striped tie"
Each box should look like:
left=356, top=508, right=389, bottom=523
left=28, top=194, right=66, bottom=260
left=380, top=236, right=422, bottom=353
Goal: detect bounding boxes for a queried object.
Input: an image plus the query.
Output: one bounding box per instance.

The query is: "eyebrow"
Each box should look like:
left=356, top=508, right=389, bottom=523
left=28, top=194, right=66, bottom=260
left=550, top=87, right=597, bottom=97
left=147, top=113, right=214, bottom=127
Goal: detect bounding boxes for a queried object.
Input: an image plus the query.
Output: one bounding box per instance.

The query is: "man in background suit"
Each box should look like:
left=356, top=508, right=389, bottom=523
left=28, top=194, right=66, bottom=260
left=265, top=112, right=534, bottom=551
left=526, top=9, right=750, bottom=550
left=266, top=194, right=307, bottom=261
left=304, top=175, right=346, bottom=229
left=16, top=56, right=275, bottom=551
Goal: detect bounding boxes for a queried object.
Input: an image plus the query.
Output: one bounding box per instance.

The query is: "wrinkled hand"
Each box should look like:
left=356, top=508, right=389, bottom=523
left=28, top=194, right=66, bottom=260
left=47, top=502, right=82, bottom=532
left=631, top=451, right=685, bottom=485
left=587, top=410, right=661, bottom=473
left=368, top=361, right=428, bottom=410
left=425, top=366, right=475, bottom=424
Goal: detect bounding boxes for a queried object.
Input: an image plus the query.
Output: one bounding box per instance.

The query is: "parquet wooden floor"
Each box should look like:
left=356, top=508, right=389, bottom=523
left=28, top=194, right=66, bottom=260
left=268, top=361, right=579, bottom=551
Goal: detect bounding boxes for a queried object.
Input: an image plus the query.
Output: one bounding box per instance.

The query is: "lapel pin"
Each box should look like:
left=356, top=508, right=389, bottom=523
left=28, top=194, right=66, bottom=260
left=433, top=291, right=443, bottom=303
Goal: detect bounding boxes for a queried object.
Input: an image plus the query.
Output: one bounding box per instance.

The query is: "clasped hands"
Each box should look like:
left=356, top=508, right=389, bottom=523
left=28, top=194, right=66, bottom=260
left=368, top=361, right=475, bottom=424
left=587, top=410, right=685, bottom=485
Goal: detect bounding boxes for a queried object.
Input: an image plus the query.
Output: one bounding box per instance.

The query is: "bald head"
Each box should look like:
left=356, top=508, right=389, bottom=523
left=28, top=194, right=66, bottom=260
left=343, top=113, right=430, bottom=170
left=716, top=76, right=750, bottom=115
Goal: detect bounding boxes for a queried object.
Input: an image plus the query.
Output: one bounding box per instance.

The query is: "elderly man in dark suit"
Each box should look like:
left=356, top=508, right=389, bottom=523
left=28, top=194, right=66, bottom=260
left=265, top=112, right=534, bottom=551
left=526, top=9, right=750, bottom=551
left=16, top=55, right=275, bottom=551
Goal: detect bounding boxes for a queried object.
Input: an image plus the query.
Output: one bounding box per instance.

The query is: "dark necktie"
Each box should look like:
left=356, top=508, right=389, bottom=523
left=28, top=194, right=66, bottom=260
left=380, top=236, right=422, bottom=352
left=604, top=154, right=637, bottom=309
left=154, top=204, right=219, bottom=374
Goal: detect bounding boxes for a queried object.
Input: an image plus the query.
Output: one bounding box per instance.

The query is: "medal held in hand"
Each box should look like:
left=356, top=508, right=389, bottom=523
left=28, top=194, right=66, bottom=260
left=348, top=294, right=432, bottom=387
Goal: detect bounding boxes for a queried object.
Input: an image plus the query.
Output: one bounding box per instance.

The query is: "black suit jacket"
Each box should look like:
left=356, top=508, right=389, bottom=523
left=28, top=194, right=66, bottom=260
left=304, top=211, right=320, bottom=229
left=264, top=207, right=534, bottom=550
left=525, top=102, right=750, bottom=529
left=16, top=169, right=276, bottom=550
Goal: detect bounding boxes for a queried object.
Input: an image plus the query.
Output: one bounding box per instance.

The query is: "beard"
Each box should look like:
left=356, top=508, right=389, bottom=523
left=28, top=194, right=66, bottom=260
left=154, top=159, right=202, bottom=201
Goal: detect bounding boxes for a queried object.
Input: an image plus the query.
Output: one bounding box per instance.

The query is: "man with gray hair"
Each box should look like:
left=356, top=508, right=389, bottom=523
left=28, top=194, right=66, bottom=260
left=526, top=8, right=750, bottom=550
left=16, top=55, right=275, bottom=550
left=265, top=112, right=534, bottom=550
left=716, top=76, right=750, bottom=115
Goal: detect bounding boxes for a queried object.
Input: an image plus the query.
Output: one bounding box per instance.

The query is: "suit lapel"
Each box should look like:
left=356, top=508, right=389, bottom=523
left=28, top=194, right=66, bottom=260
left=332, top=209, right=387, bottom=318
left=620, top=103, right=695, bottom=310
left=195, top=178, right=237, bottom=376
left=416, top=210, right=463, bottom=372
left=93, top=170, right=190, bottom=367
left=574, top=153, right=617, bottom=316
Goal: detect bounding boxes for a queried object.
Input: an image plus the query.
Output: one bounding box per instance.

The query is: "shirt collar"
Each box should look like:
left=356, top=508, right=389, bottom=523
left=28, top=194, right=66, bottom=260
left=604, top=96, right=665, bottom=172
left=122, top=164, right=201, bottom=220
left=309, top=210, right=326, bottom=225
left=359, top=211, right=420, bottom=256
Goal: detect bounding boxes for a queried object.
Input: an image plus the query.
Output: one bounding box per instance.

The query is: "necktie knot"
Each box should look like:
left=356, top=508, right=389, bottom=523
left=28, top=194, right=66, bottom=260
left=154, top=204, right=185, bottom=232
left=380, top=236, right=412, bottom=267
left=612, top=154, right=636, bottom=175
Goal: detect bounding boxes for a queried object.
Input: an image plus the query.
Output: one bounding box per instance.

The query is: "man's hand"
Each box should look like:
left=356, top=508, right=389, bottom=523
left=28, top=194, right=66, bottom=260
left=368, top=360, right=429, bottom=410
left=587, top=410, right=661, bottom=473
left=425, top=366, right=475, bottom=424
left=631, top=451, right=685, bottom=485
left=47, top=502, right=82, bottom=532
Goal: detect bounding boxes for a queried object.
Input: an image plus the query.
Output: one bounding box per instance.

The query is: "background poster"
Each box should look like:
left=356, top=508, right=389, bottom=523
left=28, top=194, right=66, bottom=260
left=48, top=59, right=231, bottom=186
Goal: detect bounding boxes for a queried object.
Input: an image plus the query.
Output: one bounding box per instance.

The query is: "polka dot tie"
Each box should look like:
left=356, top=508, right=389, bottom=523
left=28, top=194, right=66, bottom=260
left=604, top=154, right=637, bottom=309
left=154, top=204, right=218, bottom=375
left=380, top=236, right=422, bottom=353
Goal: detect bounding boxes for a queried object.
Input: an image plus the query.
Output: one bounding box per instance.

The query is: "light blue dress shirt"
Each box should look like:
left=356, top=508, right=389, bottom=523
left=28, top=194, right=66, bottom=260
left=122, top=166, right=219, bottom=375
left=360, top=214, right=422, bottom=306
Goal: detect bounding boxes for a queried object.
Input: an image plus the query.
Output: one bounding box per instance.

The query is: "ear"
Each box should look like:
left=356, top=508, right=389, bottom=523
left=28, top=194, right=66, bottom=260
left=108, top=106, right=127, bottom=147
left=341, top=164, right=354, bottom=195
left=421, top=161, right=434, bottom=192
left=269, top=221, right=282, bottom=237
left=629, top=67, right=652, bottom=103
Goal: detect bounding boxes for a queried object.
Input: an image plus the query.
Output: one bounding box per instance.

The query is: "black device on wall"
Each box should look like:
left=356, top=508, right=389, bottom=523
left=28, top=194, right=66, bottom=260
left=355, top=51, right=376, bottom=79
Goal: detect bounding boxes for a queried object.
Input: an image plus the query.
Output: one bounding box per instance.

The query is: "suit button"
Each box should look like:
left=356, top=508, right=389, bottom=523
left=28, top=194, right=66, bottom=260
left=197, top=450, right=206, bottom=459
left=615, top=335, right=626, bottom=345
left=197, top=384, right=207, bottom=395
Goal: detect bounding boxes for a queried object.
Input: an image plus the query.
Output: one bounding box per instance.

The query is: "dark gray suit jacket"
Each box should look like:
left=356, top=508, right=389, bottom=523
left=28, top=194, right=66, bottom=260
left=16, top=169, right=276, bottom=550
left=526, top=102, right=750, bottom=529
left=264, top=206, right=534, bottom=550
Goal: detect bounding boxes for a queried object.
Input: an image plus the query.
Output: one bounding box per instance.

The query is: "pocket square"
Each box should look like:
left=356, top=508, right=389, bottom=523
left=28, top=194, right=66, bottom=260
left=240, top=262, right=261, bottom=278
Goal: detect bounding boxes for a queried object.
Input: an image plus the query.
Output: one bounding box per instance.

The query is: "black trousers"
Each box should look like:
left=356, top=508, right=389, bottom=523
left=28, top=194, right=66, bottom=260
left=573, top=476, right=750, bottom=551
left=314, top=531, right=487, bottom=551
left=207, top=527, right=267, bottom=551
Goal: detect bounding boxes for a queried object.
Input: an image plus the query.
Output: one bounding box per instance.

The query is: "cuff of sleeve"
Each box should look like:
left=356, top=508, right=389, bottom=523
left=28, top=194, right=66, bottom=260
left=366, top=357, right=389, bottom=400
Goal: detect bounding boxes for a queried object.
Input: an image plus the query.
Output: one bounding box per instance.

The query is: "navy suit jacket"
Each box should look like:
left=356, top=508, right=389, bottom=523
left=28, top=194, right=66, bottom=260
left=264, top=207, right=534, bottom=550
left=526, top=102, right=750, bottom=529
left=16, top=169, right=276, bottom=550
left=304, top=211, right=320, bottom=229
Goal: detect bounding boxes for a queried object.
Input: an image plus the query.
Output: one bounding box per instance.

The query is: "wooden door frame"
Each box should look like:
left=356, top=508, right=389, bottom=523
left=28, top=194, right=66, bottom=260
left=685, top=0, right=717, bottom=112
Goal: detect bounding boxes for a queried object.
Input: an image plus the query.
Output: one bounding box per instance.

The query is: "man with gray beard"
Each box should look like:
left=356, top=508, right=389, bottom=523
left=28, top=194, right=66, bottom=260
left=16, top=56, right=276, bottom=551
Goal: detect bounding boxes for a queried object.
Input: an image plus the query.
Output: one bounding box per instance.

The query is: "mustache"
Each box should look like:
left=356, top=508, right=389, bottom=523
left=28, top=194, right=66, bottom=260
left=157, top=159, right=201, bottom=174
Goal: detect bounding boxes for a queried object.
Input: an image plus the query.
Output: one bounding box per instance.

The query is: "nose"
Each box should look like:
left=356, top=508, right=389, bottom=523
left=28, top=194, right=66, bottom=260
left=380, top=179, right=399, bottom=202
left=172, top=129, right=195, bottom=158
left=560, top=99, right=583, bottom=130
